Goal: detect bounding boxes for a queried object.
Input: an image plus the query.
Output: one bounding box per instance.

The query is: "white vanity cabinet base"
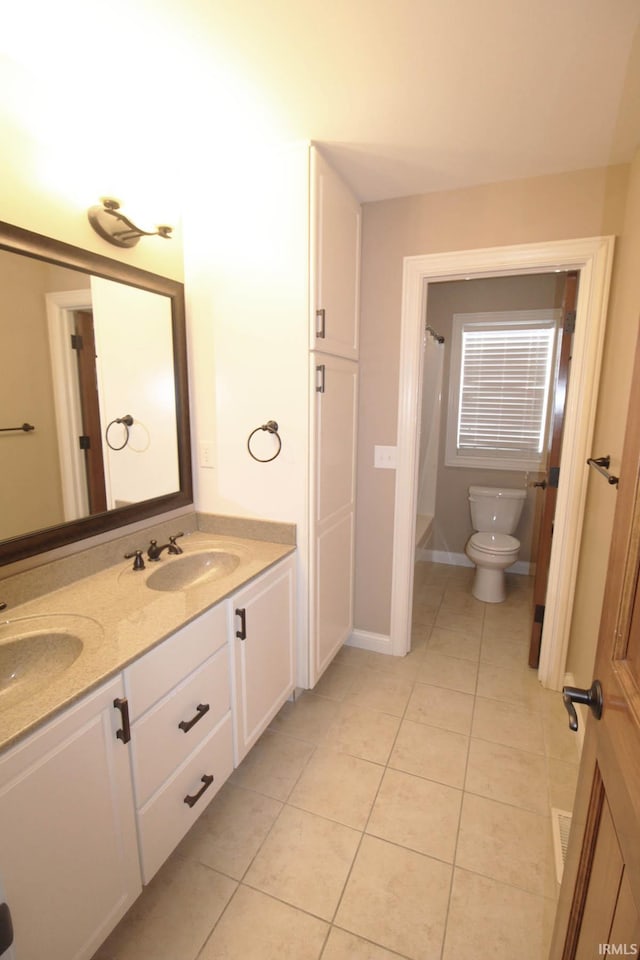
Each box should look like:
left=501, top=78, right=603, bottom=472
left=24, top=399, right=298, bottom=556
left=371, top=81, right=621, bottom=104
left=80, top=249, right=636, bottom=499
left=130, top=645, right=230, bottom=808
left=124, top=602, right=232, bottom=885
left=137, top=713, right=233, bottom=884
left=0, top=676, right=141, bottom=960
left=230, top=556, right=296, bottom=765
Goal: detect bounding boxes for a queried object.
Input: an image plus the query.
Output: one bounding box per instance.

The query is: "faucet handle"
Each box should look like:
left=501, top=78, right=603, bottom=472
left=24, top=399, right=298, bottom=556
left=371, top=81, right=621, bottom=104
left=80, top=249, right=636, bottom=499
left=124, top=549, right=145, bottom=571
left=169, top=532, right=184, bottom=554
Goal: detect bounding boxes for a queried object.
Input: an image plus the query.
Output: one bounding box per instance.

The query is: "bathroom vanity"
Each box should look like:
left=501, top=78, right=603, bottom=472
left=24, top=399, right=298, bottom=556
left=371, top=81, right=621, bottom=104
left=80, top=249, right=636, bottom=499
left=0, top=532, right=295, bottom=960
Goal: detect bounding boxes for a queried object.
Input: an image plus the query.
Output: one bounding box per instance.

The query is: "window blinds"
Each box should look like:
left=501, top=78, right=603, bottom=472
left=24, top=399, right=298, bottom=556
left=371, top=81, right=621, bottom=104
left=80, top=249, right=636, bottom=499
left=457, top=326, right=555, bottom=456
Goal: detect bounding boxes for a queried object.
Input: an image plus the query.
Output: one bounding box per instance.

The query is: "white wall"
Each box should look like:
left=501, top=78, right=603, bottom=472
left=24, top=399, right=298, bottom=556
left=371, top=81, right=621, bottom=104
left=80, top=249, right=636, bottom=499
left=183, top=142, right=311, bottom=681
left=91, top=278, right=179, bottom=506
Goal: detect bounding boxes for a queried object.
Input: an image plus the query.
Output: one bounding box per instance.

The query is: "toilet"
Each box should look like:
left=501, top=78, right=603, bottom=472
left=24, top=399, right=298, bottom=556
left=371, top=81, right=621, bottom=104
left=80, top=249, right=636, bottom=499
left=465, top=485, right=526, bottom=603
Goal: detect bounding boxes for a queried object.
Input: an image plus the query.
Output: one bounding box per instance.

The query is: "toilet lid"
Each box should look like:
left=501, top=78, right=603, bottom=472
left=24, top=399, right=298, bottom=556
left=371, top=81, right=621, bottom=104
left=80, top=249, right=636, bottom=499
left=470, top=532, right=520, bottom=554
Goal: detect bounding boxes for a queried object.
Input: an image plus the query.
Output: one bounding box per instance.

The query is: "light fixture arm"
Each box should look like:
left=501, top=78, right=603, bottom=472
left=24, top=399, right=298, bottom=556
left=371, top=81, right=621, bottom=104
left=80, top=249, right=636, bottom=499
left=88, top=198, right=172, bottom=248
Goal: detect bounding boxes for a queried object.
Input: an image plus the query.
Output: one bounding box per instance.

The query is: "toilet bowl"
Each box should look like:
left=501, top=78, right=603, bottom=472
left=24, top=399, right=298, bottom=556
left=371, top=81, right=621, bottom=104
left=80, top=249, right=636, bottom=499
left=465, top=487, right=526, bottom=603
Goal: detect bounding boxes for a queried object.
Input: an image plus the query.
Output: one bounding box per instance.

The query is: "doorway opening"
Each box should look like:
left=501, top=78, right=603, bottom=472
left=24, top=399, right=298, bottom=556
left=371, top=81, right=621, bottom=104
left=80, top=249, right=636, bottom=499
left=391, top=237, right=615, bottom=690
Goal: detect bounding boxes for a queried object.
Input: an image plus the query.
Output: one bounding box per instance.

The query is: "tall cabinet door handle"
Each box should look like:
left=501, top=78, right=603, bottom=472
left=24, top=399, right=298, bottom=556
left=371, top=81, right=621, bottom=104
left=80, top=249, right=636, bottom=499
left=113, top=697, right=131, bottom=744
left=316, top=308, right=326, bottom=338
left=316, top=364, right=326, bottom=393
left=235, top=607, right=247, bottom=640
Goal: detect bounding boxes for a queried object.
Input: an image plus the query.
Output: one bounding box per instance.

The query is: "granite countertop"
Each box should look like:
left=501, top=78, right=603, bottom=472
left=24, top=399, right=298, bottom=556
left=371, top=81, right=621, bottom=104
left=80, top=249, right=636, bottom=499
left=0, top=531, right=295, bottom=752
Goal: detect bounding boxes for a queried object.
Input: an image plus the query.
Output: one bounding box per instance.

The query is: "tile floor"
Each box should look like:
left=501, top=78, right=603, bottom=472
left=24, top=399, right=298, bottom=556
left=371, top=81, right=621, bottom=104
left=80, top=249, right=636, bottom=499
left=94, top=562, right=581, bottom=960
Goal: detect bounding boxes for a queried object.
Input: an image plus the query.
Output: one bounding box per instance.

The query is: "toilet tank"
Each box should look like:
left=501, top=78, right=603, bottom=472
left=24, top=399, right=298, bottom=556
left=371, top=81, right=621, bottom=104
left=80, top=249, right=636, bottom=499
left=468, top=486, right=526, bottom=534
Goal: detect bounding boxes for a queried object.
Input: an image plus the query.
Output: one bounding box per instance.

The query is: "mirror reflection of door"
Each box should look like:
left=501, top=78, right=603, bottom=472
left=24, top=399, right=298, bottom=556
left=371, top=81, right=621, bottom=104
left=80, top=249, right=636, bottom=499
left=71, top=310, right=107, bottom=515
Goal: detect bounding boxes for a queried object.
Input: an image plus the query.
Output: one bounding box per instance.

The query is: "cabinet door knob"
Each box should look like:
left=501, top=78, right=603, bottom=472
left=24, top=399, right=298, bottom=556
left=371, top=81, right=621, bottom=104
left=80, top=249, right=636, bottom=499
left=316, top=308, right=326, bottom=338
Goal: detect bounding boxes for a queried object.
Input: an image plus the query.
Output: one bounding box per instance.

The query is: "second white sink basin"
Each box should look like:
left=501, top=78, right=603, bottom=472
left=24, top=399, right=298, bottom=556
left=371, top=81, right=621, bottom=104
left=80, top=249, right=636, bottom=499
left=145, top=549, right=242, bottom=592
left=0, top=614, right=101, bottom=710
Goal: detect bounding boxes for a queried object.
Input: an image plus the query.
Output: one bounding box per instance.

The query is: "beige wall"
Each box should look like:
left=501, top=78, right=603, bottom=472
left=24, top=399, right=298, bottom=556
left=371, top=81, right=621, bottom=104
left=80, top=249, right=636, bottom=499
left=566, top=150, right=640, bottom=687
left=0, top=252, right=65, bottom=538
left=425, top=274, right=565, bottom=561
left=355, top=164, right=630, bottom=635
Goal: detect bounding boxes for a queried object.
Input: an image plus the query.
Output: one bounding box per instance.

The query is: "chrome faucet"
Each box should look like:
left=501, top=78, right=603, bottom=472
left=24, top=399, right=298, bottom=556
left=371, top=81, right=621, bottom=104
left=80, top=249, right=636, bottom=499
left=147, top=532, right=184, bottom=561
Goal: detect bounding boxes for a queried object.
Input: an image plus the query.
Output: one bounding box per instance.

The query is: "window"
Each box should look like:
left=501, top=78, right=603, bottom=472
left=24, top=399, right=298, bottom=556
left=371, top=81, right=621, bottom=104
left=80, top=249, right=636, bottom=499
left=445, top=310, right=559, bottom=470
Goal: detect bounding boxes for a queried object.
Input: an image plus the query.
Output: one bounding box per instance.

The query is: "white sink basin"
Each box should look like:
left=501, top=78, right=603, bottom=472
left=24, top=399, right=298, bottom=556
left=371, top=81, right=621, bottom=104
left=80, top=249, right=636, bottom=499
left=145, top=549, right=242, bottom=592
left=0, top=614, right=100, bottom=709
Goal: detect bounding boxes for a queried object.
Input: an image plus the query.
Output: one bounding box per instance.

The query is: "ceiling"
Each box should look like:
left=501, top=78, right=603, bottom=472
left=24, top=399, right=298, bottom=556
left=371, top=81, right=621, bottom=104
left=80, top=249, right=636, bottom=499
left=3, top=0, right=640, bottom=204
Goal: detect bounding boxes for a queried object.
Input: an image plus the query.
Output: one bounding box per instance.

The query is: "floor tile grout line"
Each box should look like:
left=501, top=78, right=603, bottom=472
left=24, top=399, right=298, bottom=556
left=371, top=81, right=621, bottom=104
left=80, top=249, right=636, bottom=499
left=321, top=666, right=415, bottom=935
left=439, top=638, right=479, bottom=958
left=194, top=724, right=325, bottom=957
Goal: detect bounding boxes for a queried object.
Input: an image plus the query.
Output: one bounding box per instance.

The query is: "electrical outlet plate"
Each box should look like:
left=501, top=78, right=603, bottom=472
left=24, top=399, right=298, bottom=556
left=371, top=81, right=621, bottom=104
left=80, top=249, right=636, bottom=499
left=199, top=441, right=215, bottom=468
left=374, top=445, right=397, bottom=469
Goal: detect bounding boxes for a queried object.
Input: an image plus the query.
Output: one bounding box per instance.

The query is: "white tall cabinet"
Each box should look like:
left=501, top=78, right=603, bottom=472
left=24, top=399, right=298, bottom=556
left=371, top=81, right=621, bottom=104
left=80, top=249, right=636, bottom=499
left=186, top=142, right=360, bottom=688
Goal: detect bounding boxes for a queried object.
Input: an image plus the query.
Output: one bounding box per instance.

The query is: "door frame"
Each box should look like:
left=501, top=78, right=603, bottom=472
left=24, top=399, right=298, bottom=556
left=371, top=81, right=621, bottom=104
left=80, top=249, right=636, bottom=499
left=46, top=289, right=93, bottom=521
left=391, top=236, right=615, bottom=690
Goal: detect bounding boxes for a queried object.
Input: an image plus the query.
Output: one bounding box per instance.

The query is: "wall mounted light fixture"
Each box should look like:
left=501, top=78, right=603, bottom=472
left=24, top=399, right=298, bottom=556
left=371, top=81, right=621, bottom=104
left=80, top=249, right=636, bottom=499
left=87, top=198, right=173, bottom=248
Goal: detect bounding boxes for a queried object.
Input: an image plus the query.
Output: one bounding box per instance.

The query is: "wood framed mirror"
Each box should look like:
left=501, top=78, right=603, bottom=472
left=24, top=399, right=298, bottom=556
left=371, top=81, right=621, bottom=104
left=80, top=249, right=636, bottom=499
left=0, top=220, right=192, bottom=566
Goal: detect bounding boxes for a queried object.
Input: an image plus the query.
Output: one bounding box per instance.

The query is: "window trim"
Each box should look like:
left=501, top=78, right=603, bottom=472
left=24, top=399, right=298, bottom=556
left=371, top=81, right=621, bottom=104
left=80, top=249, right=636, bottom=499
left=445, top=309, right=560, bottom=471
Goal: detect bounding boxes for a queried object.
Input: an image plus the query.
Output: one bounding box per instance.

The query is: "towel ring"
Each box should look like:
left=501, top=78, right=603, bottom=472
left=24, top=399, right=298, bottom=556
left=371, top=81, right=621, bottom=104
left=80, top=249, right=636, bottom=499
left=106, top=414, right=134, bottom=451
left=247, top=420, right=282, bottom=463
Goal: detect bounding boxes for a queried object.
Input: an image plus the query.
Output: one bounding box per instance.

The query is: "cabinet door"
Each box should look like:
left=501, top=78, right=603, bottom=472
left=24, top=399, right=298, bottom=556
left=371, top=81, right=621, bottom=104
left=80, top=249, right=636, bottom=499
left=310, top=354, right=358, bottom=685
left=231, top=557, right=296, bottom=763
left=311, top=149, right=361, bottom=360
left=0, top=677, right=140, bottom=960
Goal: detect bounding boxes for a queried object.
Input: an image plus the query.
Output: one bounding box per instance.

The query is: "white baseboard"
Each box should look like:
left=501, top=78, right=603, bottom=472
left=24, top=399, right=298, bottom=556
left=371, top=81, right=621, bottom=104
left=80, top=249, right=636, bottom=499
left=416, top=548, right=534, bottom=576
left=416, top=549, right=473, bottom=567
left=347, top=629, right=393, bottom=655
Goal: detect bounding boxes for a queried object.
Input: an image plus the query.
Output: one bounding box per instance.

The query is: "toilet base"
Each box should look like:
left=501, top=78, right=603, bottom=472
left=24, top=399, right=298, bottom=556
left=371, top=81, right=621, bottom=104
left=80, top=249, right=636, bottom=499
left=471, top=565, right=507, bottom=603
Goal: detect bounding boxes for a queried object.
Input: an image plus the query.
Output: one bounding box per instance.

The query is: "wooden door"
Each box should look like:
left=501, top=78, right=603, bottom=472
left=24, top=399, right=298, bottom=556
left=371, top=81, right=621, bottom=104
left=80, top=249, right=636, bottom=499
left=550, top=327, right=640, bottom=956
left=73, top=310, right=107, bottom=514
left=529, top=272, right=578, bottom=667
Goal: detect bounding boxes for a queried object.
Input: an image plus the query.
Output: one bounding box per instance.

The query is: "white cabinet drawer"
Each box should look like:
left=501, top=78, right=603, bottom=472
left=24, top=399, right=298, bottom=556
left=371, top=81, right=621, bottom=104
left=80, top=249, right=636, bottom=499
left=125, top=602, right=227, bottom=721
left=137, top=713, right=233, bottom=883
left=130, top=645, right=230, bottom=807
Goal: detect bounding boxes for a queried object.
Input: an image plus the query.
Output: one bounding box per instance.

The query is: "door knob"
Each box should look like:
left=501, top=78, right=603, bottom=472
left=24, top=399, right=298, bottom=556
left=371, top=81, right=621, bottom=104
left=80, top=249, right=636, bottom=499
left=562, top=680, right=603, bottom=732
left=532, top=479, right=547, bottom=489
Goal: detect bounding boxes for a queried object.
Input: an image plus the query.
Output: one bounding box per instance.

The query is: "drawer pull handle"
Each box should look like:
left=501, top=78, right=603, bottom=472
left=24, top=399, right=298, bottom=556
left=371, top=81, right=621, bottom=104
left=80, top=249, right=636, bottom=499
left=178, top=703, right=210, bottom=733
left=113, top=697, right=131, bottom=744
left=235, top=607, right=247, bottom=640
left=184, top=774, right=214, bottom=808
